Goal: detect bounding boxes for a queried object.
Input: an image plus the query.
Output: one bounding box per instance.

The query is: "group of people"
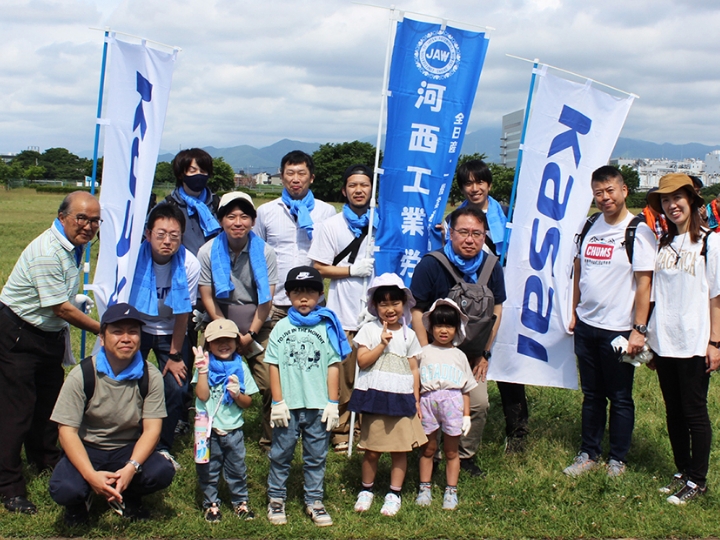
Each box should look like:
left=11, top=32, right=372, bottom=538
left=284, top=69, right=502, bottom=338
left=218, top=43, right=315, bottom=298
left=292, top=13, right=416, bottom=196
left=0, top=146, right=717, bottom=529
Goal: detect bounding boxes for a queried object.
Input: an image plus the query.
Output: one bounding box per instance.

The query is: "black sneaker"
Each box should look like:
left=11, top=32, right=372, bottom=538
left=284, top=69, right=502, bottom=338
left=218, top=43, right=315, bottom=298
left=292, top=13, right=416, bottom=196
left=659, top=472, right=686, bottom=494
left=460, top=458, right=486, bottom=478
left=667, top=480, right=707, bottom=505
left=64, top=503, right=89, bottom=527
left=3, top=495, right=37, bottom=514
left=204, top=503, right=222, bottom=523
left=504, top=436, right=527, bottom=455
left=123, top=497, right=150, bottom=521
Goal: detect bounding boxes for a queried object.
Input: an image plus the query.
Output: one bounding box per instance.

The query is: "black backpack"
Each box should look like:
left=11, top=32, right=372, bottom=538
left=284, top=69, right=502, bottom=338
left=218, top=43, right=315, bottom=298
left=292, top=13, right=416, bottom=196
left=575, top=212, right=645, bottom=263
left=426, top=249, right=498, bottom=359
left=80, top=356, right=149, bottom=412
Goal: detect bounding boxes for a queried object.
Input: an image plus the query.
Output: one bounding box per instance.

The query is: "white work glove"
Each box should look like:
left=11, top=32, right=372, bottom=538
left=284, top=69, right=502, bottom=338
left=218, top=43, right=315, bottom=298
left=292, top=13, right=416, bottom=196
left=270, top=400, right=291, bottom=428
left=193, top=309, right=211, bottom=332
left=226, top=374, right=243, bottom=398
left=349, top=258, right=374, bottom=278
left=461, top=416, right=472, bottom=437
left=356, top=306, right=376, bottom=328
left=321, top=401, right=340, bottom=432
left=192, top=346, right=209, bottom=374
left=72, top=294, right=95, bottom=314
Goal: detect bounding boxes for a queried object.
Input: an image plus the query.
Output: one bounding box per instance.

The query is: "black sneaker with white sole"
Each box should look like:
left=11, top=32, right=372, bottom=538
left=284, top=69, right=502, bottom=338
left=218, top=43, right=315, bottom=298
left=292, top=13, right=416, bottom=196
left=667, top=480, right=707, bottom=505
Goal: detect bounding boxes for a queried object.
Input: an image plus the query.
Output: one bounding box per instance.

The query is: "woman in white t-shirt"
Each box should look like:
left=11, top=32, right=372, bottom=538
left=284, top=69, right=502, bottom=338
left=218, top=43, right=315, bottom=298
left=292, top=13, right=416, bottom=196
left=646, top=173, right=720, bottom=505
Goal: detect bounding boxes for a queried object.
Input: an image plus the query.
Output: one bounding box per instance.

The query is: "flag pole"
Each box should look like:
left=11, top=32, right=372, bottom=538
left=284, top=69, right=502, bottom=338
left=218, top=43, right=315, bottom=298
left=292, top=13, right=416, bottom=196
left=81, top=28, right=110, bottom=359
left=499, top=59, right=540, bottom=265
left=348, top=5, right=399, bottom=458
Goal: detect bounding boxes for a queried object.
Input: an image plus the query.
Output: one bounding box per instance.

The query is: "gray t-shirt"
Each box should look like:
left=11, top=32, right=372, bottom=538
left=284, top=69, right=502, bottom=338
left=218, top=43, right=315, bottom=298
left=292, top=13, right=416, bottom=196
left=51, top=357, right=166, bottom=450
left=197, top=237, right=278, bottom=305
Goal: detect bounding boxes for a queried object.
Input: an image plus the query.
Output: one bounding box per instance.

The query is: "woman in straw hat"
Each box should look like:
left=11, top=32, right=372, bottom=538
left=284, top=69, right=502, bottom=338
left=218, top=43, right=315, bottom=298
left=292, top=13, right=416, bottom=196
left=646, top=173, right=720, bottom=505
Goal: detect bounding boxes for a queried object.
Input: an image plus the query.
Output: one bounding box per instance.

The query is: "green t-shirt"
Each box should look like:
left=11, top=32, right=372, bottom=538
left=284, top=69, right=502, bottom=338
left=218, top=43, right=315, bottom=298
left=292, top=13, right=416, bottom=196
left=192, top=359, right=258, bottom=432
left=264, top=317, right=340, bottom=410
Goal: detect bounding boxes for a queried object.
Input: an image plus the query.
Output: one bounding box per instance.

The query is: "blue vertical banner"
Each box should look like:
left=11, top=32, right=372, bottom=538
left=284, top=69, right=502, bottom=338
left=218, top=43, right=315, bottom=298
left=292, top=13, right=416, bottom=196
left=375, top=17, right=489, bottom=284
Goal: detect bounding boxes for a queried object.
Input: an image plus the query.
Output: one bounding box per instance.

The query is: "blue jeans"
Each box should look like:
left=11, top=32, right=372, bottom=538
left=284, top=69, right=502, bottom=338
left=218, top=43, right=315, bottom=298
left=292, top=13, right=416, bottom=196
left=196, top=428, right=249, bottom=507
left=574, top=319, right=635, bottom=462
left=267, top=409, right=330, bottom=505
left=140, top=332, right=190, bottom=452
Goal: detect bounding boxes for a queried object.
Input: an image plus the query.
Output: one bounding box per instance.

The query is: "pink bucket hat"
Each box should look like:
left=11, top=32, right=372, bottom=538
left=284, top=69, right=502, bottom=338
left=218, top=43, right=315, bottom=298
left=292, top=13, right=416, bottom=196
left=421, top=298, right=469, bottom=346
left=366, top=273, right=416, bottom=323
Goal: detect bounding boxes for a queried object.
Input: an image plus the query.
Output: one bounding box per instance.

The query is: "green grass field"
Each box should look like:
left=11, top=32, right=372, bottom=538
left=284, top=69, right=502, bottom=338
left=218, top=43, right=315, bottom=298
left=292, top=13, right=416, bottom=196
left=0, top=188, right=719, bottom=538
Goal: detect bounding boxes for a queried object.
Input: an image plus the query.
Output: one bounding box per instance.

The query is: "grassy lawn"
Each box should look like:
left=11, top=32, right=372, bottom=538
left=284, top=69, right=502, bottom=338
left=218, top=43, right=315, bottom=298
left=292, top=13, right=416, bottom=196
left=0, top=188, right=719, bottom=538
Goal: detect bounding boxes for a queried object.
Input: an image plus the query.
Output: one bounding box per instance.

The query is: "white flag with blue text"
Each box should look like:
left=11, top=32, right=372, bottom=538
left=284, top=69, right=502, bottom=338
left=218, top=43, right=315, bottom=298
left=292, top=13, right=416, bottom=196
left=92, top=35, right=176, bottom=316
left=489, top=69, right=634, bottom=390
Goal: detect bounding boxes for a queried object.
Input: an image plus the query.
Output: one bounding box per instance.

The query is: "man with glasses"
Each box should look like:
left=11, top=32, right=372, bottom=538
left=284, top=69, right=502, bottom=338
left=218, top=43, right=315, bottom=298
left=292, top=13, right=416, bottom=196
left=410, top=206, right=506, bottom=477
left=0, top=191, right=102, bottom=514
left=128, top=203, right=200, bottom=468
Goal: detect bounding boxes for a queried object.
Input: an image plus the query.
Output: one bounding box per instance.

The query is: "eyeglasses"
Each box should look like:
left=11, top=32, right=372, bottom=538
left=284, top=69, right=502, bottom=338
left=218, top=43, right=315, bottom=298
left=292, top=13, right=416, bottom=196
left=69, top=214, right=103, bottom=227
left=451, top=227, right=486, bottom=240
left=152, top=230, right=182, bottom=242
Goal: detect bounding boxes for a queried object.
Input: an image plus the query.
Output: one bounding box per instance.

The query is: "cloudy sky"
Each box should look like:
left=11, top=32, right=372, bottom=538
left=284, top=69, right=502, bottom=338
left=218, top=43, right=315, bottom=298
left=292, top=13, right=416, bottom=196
left=1, top=0, right=718, bottom=156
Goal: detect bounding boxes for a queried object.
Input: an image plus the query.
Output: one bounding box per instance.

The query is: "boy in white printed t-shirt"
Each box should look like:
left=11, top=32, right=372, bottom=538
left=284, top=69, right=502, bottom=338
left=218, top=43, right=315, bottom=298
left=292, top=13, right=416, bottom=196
left=565, top=165, right=656, bottom=478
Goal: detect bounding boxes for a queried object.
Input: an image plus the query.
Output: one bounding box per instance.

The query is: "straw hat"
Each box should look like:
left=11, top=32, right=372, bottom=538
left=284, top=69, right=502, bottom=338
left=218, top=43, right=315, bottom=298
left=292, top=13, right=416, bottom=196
left=647, top=173, right=704, bottom=214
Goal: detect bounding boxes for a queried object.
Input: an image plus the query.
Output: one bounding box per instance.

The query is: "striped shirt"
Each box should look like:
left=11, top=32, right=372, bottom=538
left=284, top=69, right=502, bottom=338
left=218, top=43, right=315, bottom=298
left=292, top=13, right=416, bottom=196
left=0, top=225, right=82, bottom=331
left=254, top=196, right=336, bottom=306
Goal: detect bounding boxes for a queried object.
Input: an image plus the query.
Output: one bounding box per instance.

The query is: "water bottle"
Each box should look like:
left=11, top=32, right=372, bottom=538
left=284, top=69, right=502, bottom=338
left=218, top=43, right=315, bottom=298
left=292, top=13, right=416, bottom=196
left=194, top=411, right=210, bottom=464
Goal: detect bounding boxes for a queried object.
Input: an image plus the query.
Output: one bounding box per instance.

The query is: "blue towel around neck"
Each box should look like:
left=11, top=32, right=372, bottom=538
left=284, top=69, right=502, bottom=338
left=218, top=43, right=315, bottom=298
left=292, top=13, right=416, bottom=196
left=178, top=187, right=221, bottom=239
left=53, top=217, right=84, bottom=266
left=342, top=204, right=377, bottom=238
left=95, top=348, right=145, bottom=381
left=281, top=188, right=316, bottom=239
left=129, top=241, right=192, bottom=316
left=485, top=196, right=508, bottom=256
left=210, top=231, right=271, bottom=304
left=287, top=306, right=352, bottom=359
left=443, top=241, right=486, bottom=284
left=207, top=352, right=245, bottom=404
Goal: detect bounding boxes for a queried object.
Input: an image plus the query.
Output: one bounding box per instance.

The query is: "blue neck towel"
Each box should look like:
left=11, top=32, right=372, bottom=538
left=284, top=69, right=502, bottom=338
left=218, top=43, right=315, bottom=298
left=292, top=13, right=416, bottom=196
left=443, top=241, right=486, bottom=284
left=53, top=217, right=84, bottom=266
left=210, top=231, right=271, bottom=304
left=178, top=187, right=221, bottom=239
left=342, top=204, right=377, bottom=238
left=287, top=306, right=352, bottom=359
left=485, top=196, right=508, bottom=256
left=207, top=352, right=246, bottom=404
left=281, top=188, right=316, bottom=239
left=96, top=348, right=145, bottom=381
left=129, top=241, right=192, bottom=316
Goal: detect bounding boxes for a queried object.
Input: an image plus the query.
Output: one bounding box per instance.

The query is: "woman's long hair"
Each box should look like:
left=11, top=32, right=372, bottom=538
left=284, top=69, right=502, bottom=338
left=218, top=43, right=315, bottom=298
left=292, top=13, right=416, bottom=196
left=659, top=186, right=704, bottom=248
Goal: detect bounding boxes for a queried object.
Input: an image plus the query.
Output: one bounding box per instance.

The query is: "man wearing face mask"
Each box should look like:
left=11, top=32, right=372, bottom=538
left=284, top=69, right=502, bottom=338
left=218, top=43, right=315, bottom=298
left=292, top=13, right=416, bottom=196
left=165, top=148, right=221, bottom=257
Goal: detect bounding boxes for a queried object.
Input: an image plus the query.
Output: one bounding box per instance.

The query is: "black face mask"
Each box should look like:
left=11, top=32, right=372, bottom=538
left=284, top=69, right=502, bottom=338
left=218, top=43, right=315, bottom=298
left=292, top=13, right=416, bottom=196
left=184, top=173, right=209, bottom=192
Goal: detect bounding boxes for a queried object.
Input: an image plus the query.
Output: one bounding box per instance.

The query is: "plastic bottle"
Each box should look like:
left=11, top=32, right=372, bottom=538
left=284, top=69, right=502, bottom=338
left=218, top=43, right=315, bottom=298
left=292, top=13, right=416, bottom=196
left=194, top=411, right=210, bottom=464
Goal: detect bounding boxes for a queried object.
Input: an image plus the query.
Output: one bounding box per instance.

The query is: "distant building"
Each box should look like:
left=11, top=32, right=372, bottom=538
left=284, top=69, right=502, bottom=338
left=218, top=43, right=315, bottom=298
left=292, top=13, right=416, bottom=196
left=706, top=150, right=720, bottom=176
left=500, top=109, right=523, bottom=169
left=1, top=153, right=16, bottom=164
left=632, top=158, right=707, bottom=189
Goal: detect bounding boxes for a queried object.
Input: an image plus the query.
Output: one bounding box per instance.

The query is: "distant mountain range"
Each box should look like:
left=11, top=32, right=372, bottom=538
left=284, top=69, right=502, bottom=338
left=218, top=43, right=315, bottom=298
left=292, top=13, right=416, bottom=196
left=86, top=130, right=720, bottom=173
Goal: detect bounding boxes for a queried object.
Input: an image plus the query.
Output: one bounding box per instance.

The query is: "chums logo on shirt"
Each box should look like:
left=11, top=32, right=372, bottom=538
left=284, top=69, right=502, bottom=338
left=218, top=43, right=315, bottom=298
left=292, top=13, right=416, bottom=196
left=585, top=243, right=613, bottom=260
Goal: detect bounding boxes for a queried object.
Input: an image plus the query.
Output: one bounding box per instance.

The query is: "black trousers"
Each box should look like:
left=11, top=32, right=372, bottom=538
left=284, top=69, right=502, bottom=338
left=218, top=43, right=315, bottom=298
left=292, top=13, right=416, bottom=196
left=497, top=381, right=529, bottom=439
left=655, top=355, right=712, bottom=485
left=0, top=308, right=65, bottom=498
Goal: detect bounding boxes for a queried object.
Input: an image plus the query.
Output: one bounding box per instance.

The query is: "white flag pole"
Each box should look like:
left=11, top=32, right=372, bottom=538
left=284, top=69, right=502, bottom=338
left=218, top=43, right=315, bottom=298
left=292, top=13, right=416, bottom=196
left=348, top=5, right=399, bottom=458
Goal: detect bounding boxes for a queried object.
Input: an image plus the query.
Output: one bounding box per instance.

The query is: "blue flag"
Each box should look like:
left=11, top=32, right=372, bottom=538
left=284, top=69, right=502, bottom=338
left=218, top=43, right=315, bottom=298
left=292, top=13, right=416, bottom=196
left=375, top=18, right=489, bottom=284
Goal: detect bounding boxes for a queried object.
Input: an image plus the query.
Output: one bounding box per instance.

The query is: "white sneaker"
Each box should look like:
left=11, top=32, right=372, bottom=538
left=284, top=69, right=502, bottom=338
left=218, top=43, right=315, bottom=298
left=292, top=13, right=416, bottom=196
left=380, top=493, right=401, bottom=516
left=562, top=452, right=597, bottom=477
left=354, top=490, right=374, bottom=512
left=158, top=449, right=182, bottom=471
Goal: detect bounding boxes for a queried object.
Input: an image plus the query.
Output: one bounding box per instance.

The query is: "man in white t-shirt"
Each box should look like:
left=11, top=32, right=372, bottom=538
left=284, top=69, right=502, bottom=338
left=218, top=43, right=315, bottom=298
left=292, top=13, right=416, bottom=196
left=565, top=166, right=656, bottom=477
left=253, top=150, right=336, bottom=450
left=309, top=164, right=376, bottom=451
left=129, top=203, right=200, bottom=466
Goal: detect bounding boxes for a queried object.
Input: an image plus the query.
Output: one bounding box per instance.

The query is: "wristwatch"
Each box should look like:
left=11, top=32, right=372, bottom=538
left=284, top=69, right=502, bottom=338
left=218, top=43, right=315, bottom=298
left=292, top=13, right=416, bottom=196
left=168, top=352, right=183, bottom=362
left=633, top=324, right=647, bottom=335
left=126, top=459, right=142, bottom=473
left=709, top=341, right=720, bottom=349
left=482, top=350, right=492, bottom=360
left=248, top=330, right=259, bottom=341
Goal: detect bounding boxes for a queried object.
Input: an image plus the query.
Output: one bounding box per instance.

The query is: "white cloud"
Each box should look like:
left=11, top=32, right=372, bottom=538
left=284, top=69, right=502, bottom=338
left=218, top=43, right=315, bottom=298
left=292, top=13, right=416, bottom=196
left=0, top=0, right=718, bottom=156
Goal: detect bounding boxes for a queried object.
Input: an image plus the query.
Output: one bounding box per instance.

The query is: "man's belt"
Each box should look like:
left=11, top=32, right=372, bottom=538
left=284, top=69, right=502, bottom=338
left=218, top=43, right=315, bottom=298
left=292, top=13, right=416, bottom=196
left=0, top=302, right=64, bottom=340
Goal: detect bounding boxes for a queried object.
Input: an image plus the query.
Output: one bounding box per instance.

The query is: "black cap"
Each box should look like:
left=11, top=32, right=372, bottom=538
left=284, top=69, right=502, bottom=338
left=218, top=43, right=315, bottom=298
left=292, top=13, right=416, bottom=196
left=101, top=303, right=145, bottom=326
left=342, top=164, right=373, bottom=185
left=285, top=266, right=324, bottom=293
